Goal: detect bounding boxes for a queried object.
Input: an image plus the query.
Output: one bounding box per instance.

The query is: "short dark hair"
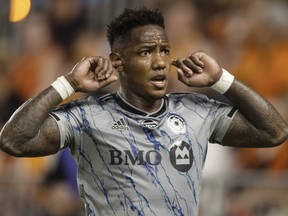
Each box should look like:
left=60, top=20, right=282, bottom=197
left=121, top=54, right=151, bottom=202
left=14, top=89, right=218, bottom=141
left=107, top=7, right=165, bottom=51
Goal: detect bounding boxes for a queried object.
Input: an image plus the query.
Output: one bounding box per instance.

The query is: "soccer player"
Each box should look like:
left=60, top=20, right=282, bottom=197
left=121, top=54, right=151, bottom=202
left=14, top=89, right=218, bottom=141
left=0, top=8, right=287, bottom=216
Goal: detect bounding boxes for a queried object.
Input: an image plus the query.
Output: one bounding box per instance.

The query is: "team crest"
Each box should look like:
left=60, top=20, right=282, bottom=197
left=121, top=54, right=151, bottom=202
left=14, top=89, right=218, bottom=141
left=167, top=114, right=186, bottom=134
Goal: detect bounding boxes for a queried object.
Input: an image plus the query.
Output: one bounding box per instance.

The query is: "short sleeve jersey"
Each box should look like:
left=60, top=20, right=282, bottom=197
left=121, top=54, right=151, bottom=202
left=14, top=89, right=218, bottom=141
left=50, top=92, right=237, bottom=216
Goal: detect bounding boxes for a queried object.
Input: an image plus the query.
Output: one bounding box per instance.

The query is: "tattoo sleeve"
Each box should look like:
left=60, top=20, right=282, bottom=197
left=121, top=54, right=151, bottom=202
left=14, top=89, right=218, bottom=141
left=222, top=79, right=288, bottom=147
left=0, top=86, right=63, bottom=157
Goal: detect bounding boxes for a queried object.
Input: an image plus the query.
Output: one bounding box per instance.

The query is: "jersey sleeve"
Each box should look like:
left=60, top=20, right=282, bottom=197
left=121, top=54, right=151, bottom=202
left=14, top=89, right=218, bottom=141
left=49, top=103, right=82, bottom=154
left=171, top=93, right=238, bottom=145
left=209, top=108, right=238, bottom=144
left=208, top=100, right=238, bottom=144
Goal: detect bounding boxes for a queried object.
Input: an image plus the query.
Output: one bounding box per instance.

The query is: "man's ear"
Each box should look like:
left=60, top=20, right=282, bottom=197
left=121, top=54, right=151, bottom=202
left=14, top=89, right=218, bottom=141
left=109, top=52, right=124, bottom=72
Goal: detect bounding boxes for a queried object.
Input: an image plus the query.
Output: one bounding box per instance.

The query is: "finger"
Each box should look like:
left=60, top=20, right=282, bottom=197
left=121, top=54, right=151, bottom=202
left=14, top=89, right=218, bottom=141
left=94, top=57, right=104, bottom=72
left=104, top=60, right=116, bottom=79
left=177, top=68, right=200, bottom=87
left=189, top=54, right=204, bottom=69
left=95, top=58, right=105, bottom=80
left=173, top=58, right=193, bottom=77
left=97, top=59, right=115, bottom=81
left=86, top=56, right=103, bottom=71
left=112, top=60, right=123, bottom=68
left=191, top=51, right=205, bottom=61
left=98, top=74, right=118, bottom=88
left=183, top=57, right=203, bottom=73
left=79, top=56, right=98, bottom=72
left=176, top=68, right=189, bottom=83
left=171, top=58, right=177, bottom=67
left=102, top=58, right=109, bottom=74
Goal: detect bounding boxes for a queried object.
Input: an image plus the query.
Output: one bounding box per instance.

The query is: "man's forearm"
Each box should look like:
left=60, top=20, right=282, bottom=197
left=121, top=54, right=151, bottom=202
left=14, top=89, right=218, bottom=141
left=224, top=79, right=288, bottom=145
left=0, top=86, right=62, bottom=152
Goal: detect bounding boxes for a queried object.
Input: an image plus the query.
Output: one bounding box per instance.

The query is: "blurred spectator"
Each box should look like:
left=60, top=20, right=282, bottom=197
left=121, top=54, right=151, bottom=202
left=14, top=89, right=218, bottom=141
left=0, top=58, right=23, bottom=128
left=70, top=30, right=120, bottom=96
left=0, top=56, right=41, bottom=216
left=47, top=0, right=87, bottom=52
left=37, top=149, right=85, bottom=216
left=230, top=0, right=288, bottom=175
left=164, top=0, right=207, bottom=93
left=232, top=0, right=288, bottom=98
left=10, top=12, right=67, bottom=100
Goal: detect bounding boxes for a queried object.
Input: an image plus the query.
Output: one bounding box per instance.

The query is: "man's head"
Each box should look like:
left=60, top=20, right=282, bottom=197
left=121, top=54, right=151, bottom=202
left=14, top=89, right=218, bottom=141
left=107, top=8, right=172, bottom=107
left=107, top=7, right=165, bottom=52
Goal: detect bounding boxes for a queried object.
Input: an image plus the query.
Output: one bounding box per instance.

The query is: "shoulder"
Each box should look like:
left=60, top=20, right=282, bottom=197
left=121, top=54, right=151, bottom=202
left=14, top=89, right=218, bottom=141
left=166, top=92, right=233, bottom=113
left=167, top=92, right=211, bottom=104
left=55, top=93, right=116, bottom=111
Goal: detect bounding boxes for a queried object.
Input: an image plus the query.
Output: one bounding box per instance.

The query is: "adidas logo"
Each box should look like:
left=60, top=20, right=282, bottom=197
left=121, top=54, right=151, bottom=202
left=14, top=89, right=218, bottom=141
left=111, top=118, right=129, bottom=130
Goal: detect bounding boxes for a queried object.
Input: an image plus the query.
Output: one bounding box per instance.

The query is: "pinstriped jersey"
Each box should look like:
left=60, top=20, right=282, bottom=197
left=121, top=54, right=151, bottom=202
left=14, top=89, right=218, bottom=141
left=51, top=92, right=237, bottom=216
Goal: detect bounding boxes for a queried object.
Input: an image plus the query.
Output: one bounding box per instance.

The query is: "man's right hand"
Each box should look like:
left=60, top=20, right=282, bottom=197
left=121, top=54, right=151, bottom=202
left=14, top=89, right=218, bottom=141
left=65, top=56, right=122, bottom=93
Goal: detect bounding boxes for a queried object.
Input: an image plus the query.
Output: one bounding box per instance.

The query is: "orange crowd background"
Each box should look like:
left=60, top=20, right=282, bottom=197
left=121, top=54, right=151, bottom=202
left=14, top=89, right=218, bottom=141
left=0, top=0, right=287, bottom=215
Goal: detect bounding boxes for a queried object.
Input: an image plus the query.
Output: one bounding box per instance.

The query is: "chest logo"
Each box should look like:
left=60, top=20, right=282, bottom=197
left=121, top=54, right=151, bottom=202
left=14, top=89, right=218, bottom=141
left=168, top=114, right=186, bottom=134
left=141, top=119, right=158, bottom=129
left=111, top=118, right=129, bottom=130
left=170, top=140, right=193, bottom=172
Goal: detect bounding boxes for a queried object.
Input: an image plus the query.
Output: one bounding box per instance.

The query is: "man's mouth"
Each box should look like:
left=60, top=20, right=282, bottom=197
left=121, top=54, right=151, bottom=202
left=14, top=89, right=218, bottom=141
left=151, top=75, right=167, bottom=88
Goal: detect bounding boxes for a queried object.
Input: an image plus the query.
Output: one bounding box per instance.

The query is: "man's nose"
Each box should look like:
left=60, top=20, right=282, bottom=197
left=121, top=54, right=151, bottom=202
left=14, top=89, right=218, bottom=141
left=152, top=53, right=167, bottom=70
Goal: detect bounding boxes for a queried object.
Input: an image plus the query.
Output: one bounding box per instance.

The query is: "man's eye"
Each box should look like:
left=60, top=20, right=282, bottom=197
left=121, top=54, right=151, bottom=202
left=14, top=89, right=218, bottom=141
left=162, top=49, right=170, bottom=55
left=140, top=51, right=151, bottom=56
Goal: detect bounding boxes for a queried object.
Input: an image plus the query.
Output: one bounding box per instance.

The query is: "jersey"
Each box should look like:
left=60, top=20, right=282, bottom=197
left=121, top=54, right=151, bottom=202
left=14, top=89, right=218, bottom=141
left=50, top=92, right=237, bottom=216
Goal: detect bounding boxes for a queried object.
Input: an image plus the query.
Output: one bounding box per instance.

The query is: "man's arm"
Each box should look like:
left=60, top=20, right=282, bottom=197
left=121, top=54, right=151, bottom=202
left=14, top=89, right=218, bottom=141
left=173, top=51, right=288, bottom=147
left=222, top=79, right=288, bottom=147
left=0, top=57, right=120, bottom=157
left=0, top=87, right=63, bottom=157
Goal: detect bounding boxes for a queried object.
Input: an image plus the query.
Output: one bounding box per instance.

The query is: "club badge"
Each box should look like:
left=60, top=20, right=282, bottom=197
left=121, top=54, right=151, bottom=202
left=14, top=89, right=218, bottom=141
left=167, top=114, right=186, bottom=134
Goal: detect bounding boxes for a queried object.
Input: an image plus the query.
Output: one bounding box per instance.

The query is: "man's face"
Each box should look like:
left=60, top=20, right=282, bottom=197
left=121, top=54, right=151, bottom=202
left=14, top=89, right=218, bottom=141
left=119, top=25, right=172, bottom=102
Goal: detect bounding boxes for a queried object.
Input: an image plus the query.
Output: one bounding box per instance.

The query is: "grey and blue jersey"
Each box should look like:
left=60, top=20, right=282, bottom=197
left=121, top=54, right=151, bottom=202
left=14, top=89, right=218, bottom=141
left=50, top=92, right=237, bottom=216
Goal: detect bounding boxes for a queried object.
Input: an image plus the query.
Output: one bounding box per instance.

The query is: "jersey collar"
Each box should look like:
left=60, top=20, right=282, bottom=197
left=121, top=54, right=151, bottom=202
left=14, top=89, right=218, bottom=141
left=113, top=92, right=167, bottom=117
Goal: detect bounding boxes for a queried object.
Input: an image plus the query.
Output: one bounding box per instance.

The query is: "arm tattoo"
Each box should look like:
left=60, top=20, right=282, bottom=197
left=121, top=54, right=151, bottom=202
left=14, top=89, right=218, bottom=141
left=0, top=86, right=63, bottom=156
left=223, top=79, right=288, bottom=147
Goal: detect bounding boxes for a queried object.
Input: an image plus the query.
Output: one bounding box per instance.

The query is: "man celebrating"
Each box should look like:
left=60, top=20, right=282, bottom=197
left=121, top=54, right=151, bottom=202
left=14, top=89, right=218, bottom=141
left=1, top=7, right=287, bottom=216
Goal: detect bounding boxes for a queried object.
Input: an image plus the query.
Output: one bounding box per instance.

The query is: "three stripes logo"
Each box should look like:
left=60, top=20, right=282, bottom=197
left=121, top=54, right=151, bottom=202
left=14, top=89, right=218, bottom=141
left=111, top=118, right=129, bottom=130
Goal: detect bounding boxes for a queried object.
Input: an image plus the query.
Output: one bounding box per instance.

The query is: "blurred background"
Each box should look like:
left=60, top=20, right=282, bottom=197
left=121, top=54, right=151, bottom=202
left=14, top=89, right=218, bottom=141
left=0, top=0, right=288, bottom=215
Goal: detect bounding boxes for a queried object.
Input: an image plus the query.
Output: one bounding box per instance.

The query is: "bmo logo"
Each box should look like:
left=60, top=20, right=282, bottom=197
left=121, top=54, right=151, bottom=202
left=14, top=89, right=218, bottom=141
left=169, top=141, right=193, bottom=172
left=109, top=150, right=161, bottom=166
left=109, top=141, right=193, bottom=172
